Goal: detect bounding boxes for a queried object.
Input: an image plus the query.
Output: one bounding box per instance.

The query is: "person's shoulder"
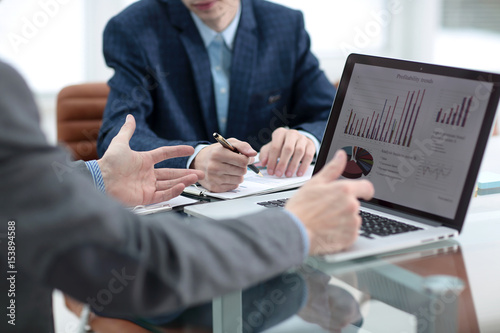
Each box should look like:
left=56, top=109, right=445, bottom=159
left=251, top=0, right=302, bottom=21
left=109, top=0, right=166, bottom=25
left=250, top=0, right=303, bottom=31
left=0, top=60, right=29, bottom=89
left=0, top=60, right=20, bottom=79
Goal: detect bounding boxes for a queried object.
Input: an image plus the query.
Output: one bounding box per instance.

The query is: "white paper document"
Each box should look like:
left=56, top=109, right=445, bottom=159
left=183, top=164, right=314, bottom=200
left=130, top=196, right=199, bottom=215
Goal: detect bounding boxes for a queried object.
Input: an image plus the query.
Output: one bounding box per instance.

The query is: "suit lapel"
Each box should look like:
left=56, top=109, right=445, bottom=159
left=168, top=0, right=219, bottom=138
left=226, top=0, right=258, bottom=139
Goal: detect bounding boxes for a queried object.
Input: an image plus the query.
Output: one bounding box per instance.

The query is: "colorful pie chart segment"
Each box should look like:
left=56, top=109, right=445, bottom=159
left=342, top=146, right=373, bottom=179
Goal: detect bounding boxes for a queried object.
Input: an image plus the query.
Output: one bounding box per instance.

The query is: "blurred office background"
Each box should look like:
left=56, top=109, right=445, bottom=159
left=1, top=0, right=499, bottom=331
left=0, top=0, right=499, bottom=145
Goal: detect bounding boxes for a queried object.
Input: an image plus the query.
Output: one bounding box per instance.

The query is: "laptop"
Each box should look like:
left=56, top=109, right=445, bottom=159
left=185, top=53, right=500, bottom=262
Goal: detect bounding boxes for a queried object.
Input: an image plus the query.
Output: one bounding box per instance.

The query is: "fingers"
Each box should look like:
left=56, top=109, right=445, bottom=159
left=227, top=138, right=257, bottom=157
left=285, top=137, right=315, bottom=177
left=312, top=150, right=374, bottom=200
left=64, top=295, right=84, bottom=316
left=295, top=150, right=315, bottom=177
left=200, top=163, right=246, bottom=192
left=286, top=158, right=374, bottom=255
left=153, top=183, right=187, bottom=203
left=262, top=128, right=316, bottom=177
left=274, top=133, right=295, bottom=177
left=155, top=168, right=205, bottom=182
left=197, top=143, right=250, bottom=169
left=341, top=179, right=375, bottom=201
left=155, top=173, right=201, bottom=191
left=264, top=129, right=286, bottom=175
left=113, top=114, right=136, bottom=144
left=258, top=144, right=270, bottom=166
left=204, top=181, right=241, bottom=193
left=149, top=145, right=195, bottom=165
left=198, top=174, right=244, bottom=193
left=313, top=150, right=348, bottom=183
left=192, top=143, right=249, bottom=192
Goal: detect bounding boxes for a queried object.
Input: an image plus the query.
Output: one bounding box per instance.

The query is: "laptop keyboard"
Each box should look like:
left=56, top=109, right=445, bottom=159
left=359, top=211, right=422, bottom=238
left=257, top=199, right=423, bottom=239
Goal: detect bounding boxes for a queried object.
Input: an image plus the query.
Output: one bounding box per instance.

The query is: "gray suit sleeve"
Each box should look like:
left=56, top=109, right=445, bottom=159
left=0, top=61, right=305, bottom=317
left=72, top=160, right=93, bottom=180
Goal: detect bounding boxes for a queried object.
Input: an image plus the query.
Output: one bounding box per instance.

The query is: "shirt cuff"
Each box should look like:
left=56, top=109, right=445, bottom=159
left=283, top=210, right=310, bottom=260
left=186, top=144, right=210, bottom=169
left=85, top=160, right=106, bottom=193
left=297, top=130, right=320, bottom=156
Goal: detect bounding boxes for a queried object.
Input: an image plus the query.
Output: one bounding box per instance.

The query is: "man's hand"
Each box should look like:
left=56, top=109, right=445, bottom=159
left=259, top=128, right=316, bottom=178
left=192, top=138, right=257, bottom=193
left=98, top=115, right=204, bottom=206
left=286, top=149, right=374, bottom=255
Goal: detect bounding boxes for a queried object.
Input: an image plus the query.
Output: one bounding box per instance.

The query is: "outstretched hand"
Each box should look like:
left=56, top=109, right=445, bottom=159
left=98, top=114, right=204, bottom=206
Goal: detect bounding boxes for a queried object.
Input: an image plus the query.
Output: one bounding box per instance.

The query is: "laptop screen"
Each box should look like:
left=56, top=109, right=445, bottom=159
left=315, top=54, right=500, bottom=228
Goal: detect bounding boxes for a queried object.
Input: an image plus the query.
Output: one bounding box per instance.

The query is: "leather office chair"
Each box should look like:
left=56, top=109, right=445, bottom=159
left=65, top=296, right=210, bottom=333
left=57, top=83, right=110, bottom=161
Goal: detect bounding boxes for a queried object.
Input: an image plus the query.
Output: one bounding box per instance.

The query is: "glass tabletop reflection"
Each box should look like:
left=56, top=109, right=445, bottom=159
left=258, top=239, right=478, bottom=333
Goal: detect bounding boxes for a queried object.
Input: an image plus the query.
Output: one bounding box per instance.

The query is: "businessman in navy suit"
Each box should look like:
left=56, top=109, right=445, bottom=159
left=97, top=0, right=336, bottom=192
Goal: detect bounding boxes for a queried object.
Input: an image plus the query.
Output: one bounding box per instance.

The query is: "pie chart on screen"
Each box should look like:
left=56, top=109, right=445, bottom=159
left=342, top=146, right=373, bottom=179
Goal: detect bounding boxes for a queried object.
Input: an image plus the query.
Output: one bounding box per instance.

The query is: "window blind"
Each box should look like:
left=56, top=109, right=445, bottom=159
left=442, top=0, right=500, bottom=33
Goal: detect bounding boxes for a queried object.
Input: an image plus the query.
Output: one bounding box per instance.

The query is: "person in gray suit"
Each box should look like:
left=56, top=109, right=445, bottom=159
left=0, top=60, right=373, bottom=331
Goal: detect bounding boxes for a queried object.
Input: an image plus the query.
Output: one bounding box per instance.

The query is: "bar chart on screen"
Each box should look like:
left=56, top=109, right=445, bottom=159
left=342, top=78, right=426, bottom=148
left=434, top=93, right=473, bottom=128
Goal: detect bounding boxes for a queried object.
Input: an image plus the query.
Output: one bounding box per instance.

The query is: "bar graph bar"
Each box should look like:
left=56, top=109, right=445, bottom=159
left=343, top=89, right=426, bottom=148
left=435, top=96, right=472, bottom=128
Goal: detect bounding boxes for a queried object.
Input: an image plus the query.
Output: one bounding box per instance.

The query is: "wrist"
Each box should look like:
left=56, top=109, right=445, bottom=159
left=283, top=209, right=311, bottom=259
left=188, top=144, right=209, bottom=169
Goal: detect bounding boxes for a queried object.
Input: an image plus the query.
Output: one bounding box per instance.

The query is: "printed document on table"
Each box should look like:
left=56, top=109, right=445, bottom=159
left=183, top=164, right=314, bottom=200
left=130, top=196, right=199, bottom=215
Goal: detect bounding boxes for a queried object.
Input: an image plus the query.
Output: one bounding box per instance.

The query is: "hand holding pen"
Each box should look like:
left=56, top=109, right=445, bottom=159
left=213, top=133, right=263, bottom=177
left=190, top=134, right=260, bottom=192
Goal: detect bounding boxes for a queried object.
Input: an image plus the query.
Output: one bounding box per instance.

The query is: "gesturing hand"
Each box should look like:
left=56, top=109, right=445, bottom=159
left=286, top=149, right=374, bottom=255
left=98, top=114, right=204, bottom=206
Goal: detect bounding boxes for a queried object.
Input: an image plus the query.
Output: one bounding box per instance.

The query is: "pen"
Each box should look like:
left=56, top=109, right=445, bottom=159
left=213, top=132, right=263, bottom=177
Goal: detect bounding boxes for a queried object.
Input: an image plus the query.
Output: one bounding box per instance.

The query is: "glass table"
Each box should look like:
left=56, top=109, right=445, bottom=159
left=211, top=136, right=500, bottom=333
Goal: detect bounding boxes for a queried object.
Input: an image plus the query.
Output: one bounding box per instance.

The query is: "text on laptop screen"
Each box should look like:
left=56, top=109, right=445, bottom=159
left=326, top=63, right=494, bottom=219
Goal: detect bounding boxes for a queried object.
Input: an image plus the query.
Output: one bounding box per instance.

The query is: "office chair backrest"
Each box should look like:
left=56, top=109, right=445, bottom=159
left=57, top=83, right=110, bottom=161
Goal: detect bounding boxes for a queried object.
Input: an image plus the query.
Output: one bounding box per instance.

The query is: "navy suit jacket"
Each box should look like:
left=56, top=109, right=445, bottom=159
left=97, top=0, right=336, bottom=168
